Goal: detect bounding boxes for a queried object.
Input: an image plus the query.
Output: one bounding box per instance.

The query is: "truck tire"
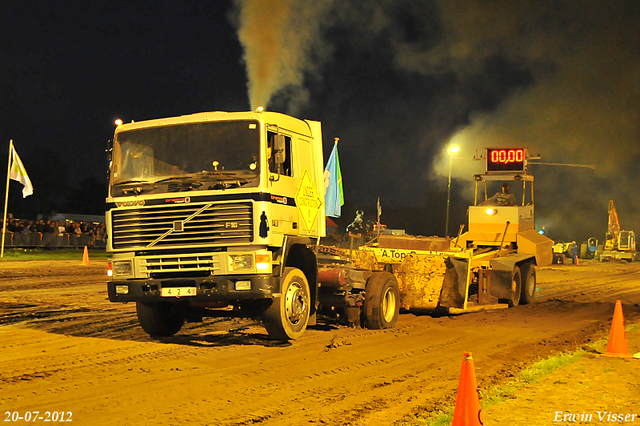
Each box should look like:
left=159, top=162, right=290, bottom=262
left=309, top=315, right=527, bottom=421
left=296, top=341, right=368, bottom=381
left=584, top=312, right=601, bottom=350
left=362, top=272, right=400, bottom=330
left=263, top=267, right=310, bottom=341
left=519, top=263, right=536, bottom=305
left=503, top=266, right=522, bottom=308
left=136, top=302, right=184, bottom=337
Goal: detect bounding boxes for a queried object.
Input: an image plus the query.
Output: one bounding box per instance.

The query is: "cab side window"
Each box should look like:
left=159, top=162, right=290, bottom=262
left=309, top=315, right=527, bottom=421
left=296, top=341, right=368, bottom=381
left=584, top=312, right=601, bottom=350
left=267, top=131, right=292, bottom=176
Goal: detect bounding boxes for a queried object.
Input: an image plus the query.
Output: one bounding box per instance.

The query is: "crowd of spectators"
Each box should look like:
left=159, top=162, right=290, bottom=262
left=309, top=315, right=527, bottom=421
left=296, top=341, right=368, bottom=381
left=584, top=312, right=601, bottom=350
left=1, top=218, right=106, bottom=248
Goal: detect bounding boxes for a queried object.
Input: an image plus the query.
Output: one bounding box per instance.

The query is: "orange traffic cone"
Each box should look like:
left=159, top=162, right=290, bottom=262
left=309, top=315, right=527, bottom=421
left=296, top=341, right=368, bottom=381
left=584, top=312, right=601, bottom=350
left=602, top=300, right=632, bottom=358
left=451, top=352, right=483, bottom=426
left=82, top=246, right=90, bottom=265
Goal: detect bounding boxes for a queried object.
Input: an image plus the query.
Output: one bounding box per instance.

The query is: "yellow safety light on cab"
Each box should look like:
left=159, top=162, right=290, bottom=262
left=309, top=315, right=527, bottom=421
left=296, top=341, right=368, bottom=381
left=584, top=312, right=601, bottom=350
left=114, top=118, right=123, bottom=126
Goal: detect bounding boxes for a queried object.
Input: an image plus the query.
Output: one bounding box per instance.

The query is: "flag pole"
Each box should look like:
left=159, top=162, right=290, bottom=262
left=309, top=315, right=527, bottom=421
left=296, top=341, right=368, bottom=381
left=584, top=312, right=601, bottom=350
left=1, top=140, right=13, bottom=257
left=376, top=197, right=381, bottom=238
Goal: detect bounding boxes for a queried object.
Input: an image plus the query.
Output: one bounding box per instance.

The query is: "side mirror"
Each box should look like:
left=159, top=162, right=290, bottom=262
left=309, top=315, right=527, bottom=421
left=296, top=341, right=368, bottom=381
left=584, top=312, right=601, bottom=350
left=274, top=134, right=286, bottom=164
left=106, top=139, right=113, bottom=181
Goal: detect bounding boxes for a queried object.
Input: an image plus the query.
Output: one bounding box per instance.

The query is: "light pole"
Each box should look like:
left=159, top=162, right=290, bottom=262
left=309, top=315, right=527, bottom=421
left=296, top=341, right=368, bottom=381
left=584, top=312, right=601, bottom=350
left=445, top=145, right=459, bottom=237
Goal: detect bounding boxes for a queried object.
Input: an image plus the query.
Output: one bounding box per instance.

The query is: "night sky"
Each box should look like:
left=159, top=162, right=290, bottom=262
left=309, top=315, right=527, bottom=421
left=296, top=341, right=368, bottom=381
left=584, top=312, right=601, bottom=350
left=2, top=0, right=639, bottom=244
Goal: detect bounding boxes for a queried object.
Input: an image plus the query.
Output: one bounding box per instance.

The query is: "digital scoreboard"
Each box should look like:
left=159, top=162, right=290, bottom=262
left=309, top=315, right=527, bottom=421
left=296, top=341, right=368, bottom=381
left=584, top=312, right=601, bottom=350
left=486, top=148, right=526, bottom=172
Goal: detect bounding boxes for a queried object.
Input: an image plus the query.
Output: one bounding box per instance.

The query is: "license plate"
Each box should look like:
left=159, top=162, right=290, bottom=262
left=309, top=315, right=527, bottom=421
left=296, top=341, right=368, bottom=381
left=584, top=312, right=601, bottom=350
left=161, top=287, right=197, bottom=297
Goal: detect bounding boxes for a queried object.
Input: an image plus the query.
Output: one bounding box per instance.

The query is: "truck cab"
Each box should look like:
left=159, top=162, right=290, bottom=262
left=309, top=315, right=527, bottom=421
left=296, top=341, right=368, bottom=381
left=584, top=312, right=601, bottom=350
left=106, top=110, right=326, bottom=341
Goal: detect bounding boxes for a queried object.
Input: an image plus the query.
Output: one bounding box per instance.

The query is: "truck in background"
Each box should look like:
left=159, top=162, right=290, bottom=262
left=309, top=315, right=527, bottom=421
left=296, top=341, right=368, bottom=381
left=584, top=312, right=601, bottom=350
left=552, top=241, right=572, bottom=264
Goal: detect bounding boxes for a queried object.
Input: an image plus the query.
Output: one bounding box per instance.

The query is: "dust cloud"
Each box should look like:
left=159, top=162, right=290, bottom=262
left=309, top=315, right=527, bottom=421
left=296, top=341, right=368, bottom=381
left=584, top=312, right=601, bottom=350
left=233, top=0, right=334, bottom=113
left=424, top=0, right=640, bottom=242
left=232, top=0, right=640, bottom=242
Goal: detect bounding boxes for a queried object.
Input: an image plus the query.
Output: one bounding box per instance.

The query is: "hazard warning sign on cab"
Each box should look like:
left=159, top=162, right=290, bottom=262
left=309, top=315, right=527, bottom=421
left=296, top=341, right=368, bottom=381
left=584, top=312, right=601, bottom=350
left=295, top=168, right=323, bottom=234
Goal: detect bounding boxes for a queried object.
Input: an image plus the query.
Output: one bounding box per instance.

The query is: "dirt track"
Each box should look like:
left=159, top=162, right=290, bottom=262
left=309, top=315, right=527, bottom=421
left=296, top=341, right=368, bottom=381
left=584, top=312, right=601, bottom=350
left=1, top=259, right=640, bottom=425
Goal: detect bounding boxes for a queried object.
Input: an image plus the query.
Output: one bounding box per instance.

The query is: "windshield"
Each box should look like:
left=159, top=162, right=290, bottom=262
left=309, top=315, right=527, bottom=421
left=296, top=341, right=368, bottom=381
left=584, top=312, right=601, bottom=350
left=111, top=120, right=260, bottom=195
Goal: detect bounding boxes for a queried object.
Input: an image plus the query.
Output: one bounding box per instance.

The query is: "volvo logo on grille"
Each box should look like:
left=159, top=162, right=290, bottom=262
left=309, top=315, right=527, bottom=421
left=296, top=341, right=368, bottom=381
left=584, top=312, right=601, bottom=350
left=225, top=222, right=239, bottom=229
left=173, top=221, right=184, bottom=232
left=115, top=200, right=145, bottom=207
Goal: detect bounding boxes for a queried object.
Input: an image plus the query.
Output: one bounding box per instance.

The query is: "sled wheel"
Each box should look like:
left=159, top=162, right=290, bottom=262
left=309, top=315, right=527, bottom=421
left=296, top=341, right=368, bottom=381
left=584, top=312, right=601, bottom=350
left=362, top=272, right=400, bottom=329
left=519, top=263, right=536, bottom=305
left=505, top=266, right=522, bottom=308
left=263, top=267, right=310, bottom=341
left=136, top=301, right=184, bottom=337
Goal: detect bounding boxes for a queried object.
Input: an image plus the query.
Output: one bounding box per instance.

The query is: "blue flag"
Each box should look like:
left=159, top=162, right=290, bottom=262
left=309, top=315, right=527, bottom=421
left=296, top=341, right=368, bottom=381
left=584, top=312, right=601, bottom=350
left=324, top=142, right=344, bottom=218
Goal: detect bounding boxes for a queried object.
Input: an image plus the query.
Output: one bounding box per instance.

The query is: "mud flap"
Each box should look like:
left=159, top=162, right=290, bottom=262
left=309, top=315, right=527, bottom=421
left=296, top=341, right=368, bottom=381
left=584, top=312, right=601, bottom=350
left=438, top=257, right=468, bottom=308
left=488, top=270, right=513, bottom=300
left=488, top=255, right=531, bottom=300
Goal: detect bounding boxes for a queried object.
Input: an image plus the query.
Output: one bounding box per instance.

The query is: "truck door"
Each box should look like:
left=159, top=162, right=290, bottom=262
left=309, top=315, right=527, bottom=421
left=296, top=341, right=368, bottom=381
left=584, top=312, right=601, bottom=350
left=294, top=137, right=322, bottom=236
left=267, top=130, right=298, bottom=239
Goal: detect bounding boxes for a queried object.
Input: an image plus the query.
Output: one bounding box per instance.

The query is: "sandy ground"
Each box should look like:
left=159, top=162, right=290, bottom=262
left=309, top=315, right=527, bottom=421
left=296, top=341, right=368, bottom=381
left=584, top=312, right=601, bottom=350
left=483, top=326, right=640, bottom=425
left=1, top=259, right=639, bottom=425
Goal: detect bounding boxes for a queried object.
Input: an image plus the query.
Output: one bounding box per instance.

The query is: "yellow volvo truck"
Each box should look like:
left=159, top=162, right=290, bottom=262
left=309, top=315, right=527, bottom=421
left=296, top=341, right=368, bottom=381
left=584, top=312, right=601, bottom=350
left=106, top=110, right=332, bottom=341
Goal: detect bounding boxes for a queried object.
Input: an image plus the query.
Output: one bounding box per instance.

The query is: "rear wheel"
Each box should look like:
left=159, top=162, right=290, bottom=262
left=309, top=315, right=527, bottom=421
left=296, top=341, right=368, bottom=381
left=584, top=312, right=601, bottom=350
left=136, top=302, right=185, bottom=337
left=362, top=272, right=400, bottom=329
left=263, top=267, right=310, bottom=341
left=519, top=263, right=536, bottom=305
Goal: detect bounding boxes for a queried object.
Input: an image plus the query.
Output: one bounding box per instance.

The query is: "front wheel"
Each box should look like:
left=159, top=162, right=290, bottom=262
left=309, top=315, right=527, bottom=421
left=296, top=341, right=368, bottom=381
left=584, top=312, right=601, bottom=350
left=136, top=302, right=185, bottom=337
left=263, top=267, right=310, bottom=341
left=362, top=272, right=400, bottom=329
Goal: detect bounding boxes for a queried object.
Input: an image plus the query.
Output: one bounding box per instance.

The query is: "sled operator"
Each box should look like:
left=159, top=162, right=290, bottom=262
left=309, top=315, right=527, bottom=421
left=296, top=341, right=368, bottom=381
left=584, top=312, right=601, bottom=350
left=481, top=183, right=517, bottom=206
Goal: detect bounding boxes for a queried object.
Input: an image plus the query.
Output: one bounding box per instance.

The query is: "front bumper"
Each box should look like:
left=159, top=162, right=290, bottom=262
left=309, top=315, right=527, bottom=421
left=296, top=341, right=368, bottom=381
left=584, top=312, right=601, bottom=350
left=107, top=274, right=278, bottom=303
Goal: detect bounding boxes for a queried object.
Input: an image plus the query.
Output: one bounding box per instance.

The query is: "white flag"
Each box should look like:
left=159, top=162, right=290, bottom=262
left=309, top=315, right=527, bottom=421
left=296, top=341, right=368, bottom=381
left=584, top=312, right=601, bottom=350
left=9, top=145, right=33, bottom=198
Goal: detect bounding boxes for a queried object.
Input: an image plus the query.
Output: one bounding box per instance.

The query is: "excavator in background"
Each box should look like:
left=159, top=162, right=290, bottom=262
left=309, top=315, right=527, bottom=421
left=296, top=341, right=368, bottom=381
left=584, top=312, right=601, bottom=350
left=600, top=200, right=637, bottom=262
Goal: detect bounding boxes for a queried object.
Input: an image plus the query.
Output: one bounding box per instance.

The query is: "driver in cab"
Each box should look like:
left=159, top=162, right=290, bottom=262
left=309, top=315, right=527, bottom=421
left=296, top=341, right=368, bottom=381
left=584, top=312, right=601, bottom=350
left=481, top=183, right=517, bottom=206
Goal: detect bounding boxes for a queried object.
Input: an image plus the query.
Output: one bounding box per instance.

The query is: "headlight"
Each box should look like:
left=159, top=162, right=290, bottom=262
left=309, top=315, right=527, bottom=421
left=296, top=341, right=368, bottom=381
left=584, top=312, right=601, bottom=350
left=113, top=261, right=133, bottom=276
left=485, top=208, right=498, bottom=216
left=229, top=254, right=254, bottom=271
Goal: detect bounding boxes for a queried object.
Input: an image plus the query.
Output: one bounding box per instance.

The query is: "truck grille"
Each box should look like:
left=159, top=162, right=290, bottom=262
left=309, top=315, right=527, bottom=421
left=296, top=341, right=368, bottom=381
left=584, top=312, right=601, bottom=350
left=111, top=202, right=253, bottom=249
left=142, top=254, right=222, bottom=277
